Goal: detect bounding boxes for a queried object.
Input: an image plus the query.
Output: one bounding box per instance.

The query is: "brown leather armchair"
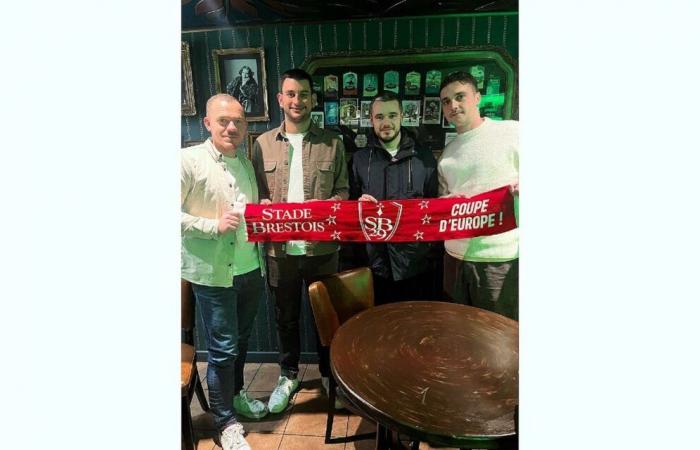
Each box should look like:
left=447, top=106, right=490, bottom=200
left=308, top=267, right=376, bottom=444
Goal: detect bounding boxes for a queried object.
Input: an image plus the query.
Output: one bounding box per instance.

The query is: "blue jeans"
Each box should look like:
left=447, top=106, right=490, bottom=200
left=192, top=268, right=264, bottom=431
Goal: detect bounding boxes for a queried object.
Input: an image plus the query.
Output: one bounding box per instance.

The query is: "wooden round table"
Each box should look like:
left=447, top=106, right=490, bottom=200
left=330, top=301, right=518, bottom=449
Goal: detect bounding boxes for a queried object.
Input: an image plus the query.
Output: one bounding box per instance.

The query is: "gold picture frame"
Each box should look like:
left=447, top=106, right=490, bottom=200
left=212, top=48, right=270, bottom=122
left=181, top=41, right=196, bottom=116
left=247, top=131, right=262, bottom=159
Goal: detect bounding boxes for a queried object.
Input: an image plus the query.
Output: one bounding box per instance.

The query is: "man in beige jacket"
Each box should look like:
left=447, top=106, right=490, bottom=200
left=251, top=68, right=349, bottom=413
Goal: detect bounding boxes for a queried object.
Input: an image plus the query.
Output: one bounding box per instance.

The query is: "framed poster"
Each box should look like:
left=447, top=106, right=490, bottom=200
left=360, top=100, right=372, bottom=128
left=339, top=98, right=359, bottom=126
left=401, top=100, right=420, bottom=127
left=422, top=97, right=441, bottom=125
left=425, top=70, right=442, bottom=95
left=405, top=71, right=421, bottom=96
left=363, top=73, right=378, bottom=97
left=310, top=111, right=325, bottom=129
left=324, top=75, right=339, bottom=99
left=181, top=42, right=196, bottom=116
left=383, top=70, right=399, bottom=93
left=212, top=47, right=270, bottom=122
left=325, top=102, right=339, bottom=125
left=343, top=72, right=358, bottom=96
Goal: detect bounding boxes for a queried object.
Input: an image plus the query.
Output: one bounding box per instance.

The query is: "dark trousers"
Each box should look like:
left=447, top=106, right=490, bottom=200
left=267, top=252, right=339, bottom=379
left=373, top=270, right=434, bottom=305
left=443, top=253, right=519, bottom=321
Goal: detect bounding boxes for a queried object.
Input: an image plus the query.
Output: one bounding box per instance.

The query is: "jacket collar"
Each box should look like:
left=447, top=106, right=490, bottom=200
left=367, top=128, right=417, bottom=161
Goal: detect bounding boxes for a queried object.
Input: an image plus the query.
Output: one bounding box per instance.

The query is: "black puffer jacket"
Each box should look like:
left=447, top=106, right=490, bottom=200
left=349, top=129, right=438, bottom=281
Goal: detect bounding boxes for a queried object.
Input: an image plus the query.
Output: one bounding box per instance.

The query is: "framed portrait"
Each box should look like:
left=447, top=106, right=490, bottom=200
left=246, top=131, right=262, bottom=159
left=401, top=100, right=420, bottom=127
left=339, top=98, right=359, bottom=126
left=325, top=102, right=339, bottom=125
left=212, top=48, right=270, bottom=122
left=384, top=70, right=399, bottom=93
left=422, top=97, right=441, bottom=125
left=310, top=111, right=325, bottom=129
left=181, top=42, right=196, bottom=116
left=469, top=65, right=485, bottom=90
left=343, top=71, right=358, bottom=96
left=360, top=100, right=372, bottom=128
left=425, top=70, right=442, bottom=95
left=363, top=73, right=378, bottom=97
left=405, top=71, right=421, bottom=96
left=324, top=75, right=338, bottom=99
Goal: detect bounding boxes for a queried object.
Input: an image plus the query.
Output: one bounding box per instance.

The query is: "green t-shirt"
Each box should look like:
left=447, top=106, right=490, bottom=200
left=223, top=155, right=260, bottom=275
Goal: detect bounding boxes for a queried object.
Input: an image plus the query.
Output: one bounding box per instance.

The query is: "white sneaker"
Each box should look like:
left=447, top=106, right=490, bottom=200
left=321, top=376, right=344, bottom=410
left=220, top=422, right=250, bottom=450
left=234, top=390, right=268, bottom=419
left=267, top=375, right=299, bottom=413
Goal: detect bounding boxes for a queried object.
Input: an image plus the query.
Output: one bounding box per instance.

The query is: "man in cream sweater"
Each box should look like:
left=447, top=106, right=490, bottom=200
left=437, top=71, right=519, bottom=320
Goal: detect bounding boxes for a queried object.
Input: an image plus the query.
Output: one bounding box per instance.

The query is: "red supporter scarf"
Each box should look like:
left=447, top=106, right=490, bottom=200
left=244, top=186, right=517, bottom=243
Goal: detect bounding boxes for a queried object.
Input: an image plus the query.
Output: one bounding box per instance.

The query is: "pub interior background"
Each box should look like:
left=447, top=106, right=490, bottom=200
left=181, top=1, right=519, bottom=363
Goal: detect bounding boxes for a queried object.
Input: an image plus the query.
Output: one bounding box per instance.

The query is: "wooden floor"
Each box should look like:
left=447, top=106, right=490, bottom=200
left=190, top=362, right=460, bottom=450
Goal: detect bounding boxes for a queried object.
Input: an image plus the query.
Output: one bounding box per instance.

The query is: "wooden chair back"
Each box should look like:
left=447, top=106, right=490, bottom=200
left=308, top=267, right=374, bottom=347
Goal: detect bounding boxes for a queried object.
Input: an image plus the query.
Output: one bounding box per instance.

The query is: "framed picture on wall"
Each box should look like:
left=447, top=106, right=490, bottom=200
left=181, top=42, right=196, bottom=116
left=247, top=131, right=263, bottom=159
left=212, top=48, right=270, bottom=122
left=423, top=97, right=441, bottom=124
left=310, top=111, right=325, bottom=129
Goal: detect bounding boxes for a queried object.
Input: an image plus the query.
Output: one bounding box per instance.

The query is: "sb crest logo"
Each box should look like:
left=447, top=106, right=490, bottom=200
left=358, top=201, right=403, bottom=241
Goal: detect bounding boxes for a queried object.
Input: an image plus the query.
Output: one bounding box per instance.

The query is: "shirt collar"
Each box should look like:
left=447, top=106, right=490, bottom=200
left=204, top=138, right=247, bottom=162
left=274, top=120, right=322, bottom=141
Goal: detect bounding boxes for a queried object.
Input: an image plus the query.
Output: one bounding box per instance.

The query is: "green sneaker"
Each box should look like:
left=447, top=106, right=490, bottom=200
left=233, top=390, right=268, bottom=419
left=267, top=375, right=300, bottom=413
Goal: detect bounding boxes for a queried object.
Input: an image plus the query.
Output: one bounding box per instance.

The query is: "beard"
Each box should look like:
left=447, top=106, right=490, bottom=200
left=378, top=128, right=399, bottom=143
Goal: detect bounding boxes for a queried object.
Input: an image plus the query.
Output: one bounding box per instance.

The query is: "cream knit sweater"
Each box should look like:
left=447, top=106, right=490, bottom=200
left=437, top=117, right=519, bottom=261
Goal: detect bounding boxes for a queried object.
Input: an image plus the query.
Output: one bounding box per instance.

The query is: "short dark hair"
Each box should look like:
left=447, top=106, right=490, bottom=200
left=370, top=91, right=401, bottom=115
left=439, top=71, right=478, bottom=93
left=279, top=68, right=313, bottom=91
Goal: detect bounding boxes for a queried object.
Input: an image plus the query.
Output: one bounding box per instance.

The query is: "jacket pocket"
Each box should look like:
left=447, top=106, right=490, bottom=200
left=263, top=161, right=277, bottom=198
left=315, top=160, right=335, bottom=197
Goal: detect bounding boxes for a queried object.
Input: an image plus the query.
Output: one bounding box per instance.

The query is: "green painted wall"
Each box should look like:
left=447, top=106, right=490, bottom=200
left=182, top=12, right=519, bottom=360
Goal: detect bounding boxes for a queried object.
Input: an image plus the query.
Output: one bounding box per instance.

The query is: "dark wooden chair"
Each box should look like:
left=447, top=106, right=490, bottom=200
left=181, top=279, right=209, bottom=450
left=308, top=267, right=377, bottom=444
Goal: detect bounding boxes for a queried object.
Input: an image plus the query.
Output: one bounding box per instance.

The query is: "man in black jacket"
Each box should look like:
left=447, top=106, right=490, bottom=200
left=350, top=92, right=439, bottom=304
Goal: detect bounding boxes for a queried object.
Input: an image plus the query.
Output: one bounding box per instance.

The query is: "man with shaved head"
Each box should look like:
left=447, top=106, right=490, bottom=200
left=181, top=94, right=267, bottom=450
